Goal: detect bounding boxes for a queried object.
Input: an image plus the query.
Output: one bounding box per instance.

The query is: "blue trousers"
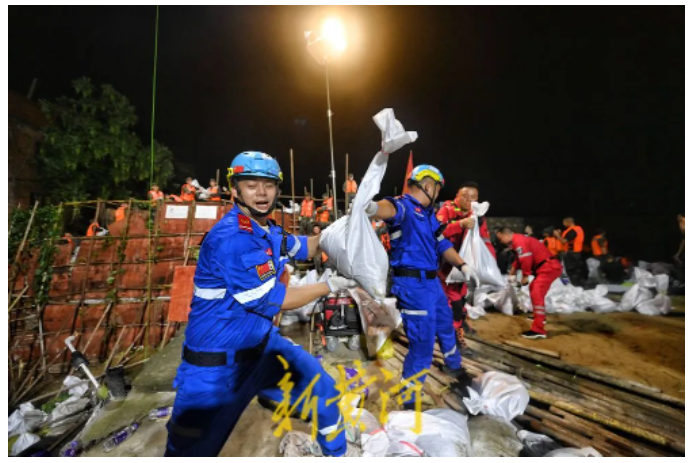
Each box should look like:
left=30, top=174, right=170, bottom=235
left=165, top=329, right=346, bottom=456
left=392, top=276, right=462, bottom=403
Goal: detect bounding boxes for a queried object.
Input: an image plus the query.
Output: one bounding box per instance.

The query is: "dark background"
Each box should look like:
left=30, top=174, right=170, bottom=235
left=9, top=6, right=685, bottom=261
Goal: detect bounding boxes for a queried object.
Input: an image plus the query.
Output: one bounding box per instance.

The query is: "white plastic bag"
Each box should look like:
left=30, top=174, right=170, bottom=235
left=587, top=258, right=602, bottom=282
left=580, top=285, right=619, bottom=313
left=348, top=287, right=401, bottom=354
left=463, top=371, right=530, bottom=422
left=8, top=403, right=47, bottom=437
left=11, top=433, right=40, bottom=456
left=620, top=267, right=669, bottom=314
left=636, top=295, right=672, bottom=316
left=63, top=375, right=89, bottom=399
left=445, top=202, right=502, bottom=287
left=362, top=429, right=390, bottom=457
left=321, top=108, right=416, bottom=301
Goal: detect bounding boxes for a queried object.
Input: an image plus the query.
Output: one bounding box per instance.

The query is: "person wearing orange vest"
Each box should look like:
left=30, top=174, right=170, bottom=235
left=208, top=179, right=222, bottom=202
left=300, top=192, right=315, bottom=234
left=148, top=184, right=165, bottom=202
left=316, top=193, right=334, bottom=224
left=542, top=228, right=563, bottom=257
left=373, top=220, right=391, bottom=252
left=310, top=223, right=329, bottom=274
left=591, top=229, right=609, bottom=258
left=86, top=222, right=107, bottom=237
left=181, top=177, right=197, bottom=202
left=343, top=173, right=358, bottom=194
left=114, top=204, right=128, bottom=222
left=554, top=217, right=585, bottom=286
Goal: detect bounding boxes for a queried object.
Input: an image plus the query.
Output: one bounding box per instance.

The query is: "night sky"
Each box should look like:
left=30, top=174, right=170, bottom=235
left=9, top=6, right=685, bottom=260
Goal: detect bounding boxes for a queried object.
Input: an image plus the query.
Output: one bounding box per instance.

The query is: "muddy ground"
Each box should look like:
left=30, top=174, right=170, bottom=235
left=471, top=296, right=685, bottom=398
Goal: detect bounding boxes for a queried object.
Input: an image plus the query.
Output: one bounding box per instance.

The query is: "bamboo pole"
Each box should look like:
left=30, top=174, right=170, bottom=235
left=101, top=325, right=128, bottom=375
left=9, top=201, right=40, bottom=292
left=467, top=335, right=684, bottom=407
left=344, top=153, right=349, bottom=213
left=290, top=149, right=296, bottom=231
left=503, top=340, right=560, bottom=359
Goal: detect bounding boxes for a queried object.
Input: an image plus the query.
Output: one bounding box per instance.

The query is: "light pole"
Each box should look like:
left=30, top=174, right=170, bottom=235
left=305, top=18, right=347, bottom=220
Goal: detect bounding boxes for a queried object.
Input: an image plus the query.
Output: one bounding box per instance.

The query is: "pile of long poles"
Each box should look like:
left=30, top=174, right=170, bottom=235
left=390, top=332, right=684, bottom=457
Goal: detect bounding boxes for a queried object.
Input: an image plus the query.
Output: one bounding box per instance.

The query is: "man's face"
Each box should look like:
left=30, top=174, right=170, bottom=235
left=349, top=174, right=354, bottom=180
left=312, top=226, right=321, bottom=235
left=563, top=218, right=573, bottom=228
left=186, top=178, right=192, bottom=184
left=210, top=180, right=217, bottom=187
left=152, top=185, right=159, bottom=192
left=497, top=231, right=513, bottom=246
left=457, top=187, right=479, bottom=210
left=233, top=178, right=278, bottom=214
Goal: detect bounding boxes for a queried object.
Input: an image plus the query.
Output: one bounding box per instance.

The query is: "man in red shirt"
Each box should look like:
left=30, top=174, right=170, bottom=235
left=437, top=181, right=496, bottom=354
left=495, top=227, right=563, bottom=339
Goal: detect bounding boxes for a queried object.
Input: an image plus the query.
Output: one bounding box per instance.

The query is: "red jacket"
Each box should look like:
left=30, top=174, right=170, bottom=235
left=436, top=200, right=496, bottom=279
left=510, top=233, right=553, bottom=276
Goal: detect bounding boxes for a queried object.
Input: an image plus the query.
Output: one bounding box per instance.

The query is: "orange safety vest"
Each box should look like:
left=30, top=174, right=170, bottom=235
left=181, top=183, right=196, bottom=202
left=345, top=179, right=357, bottom=194
left=543, top=237, right=561, bottom=256
left=86, top=222, right=100, bottom=237
left=317, top=198, right=333, bottom=222
left=209, top=186, right=221, bottom=202
left=149, top=190, right=164, bottom=201
left=301, top=199, right=314, bottom=218
left=591, top=234, right=608, bottom=256
left=563, top=225, right=584, bottom=253
left=115, top=206, right=127, bottom=222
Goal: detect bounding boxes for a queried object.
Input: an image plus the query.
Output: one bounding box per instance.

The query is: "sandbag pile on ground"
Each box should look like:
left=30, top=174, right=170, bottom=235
left=620, top=267, right=671, bottom=315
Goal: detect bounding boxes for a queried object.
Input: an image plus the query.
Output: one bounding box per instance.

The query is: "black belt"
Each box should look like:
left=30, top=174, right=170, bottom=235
left=534, top=256, right=559, bottom=271
left=183, top=335, right=269, bottom=367
left=393, top=268, right=437, bottom=279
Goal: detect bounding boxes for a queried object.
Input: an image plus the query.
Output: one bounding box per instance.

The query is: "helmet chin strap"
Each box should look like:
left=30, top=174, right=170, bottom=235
left=413, top=181, right=439, bottom=210
left=234, top=182, right=281, bottom=218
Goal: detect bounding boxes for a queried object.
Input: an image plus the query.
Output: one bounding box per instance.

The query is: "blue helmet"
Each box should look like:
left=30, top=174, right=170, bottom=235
left=409, top=164, right=445, bottom=187
left=228, top=151, right=283, bottom=184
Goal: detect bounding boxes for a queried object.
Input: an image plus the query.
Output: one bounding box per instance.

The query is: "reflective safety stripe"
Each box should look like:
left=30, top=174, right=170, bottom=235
left=193, top=285, right=227, bottom=300
left=318, top=414, right=342, bottom=436
left=391, top=230, right=402, bottom=240
left=401, top=309, right=428, bottom=316
left=233, top=278, right=276, bottom=304
left=444, top=345, right=457, bottom=358
left=287, top=237, right=302, bottom=258
left=518, top=252, right=533, bottom=259
left=436, top=234, right=445, bottom=242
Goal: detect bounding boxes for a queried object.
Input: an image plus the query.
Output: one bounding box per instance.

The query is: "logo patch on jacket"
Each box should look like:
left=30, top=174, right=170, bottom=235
left=238, top=215, right=253, bottom=233
left=516, top=246, right=523, bottom=255
left=256, top=260, right=276, bottom=281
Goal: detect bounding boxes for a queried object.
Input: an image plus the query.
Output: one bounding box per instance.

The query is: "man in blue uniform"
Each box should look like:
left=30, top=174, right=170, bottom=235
left=165, top=152, right=356, bottom=457
left=365, top=164, right=479, bottom=406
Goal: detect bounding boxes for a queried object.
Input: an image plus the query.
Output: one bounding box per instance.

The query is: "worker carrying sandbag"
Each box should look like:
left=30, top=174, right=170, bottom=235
left=495, top=227, right=563, bottom=340
left=165, top=151, right=357, bottom=457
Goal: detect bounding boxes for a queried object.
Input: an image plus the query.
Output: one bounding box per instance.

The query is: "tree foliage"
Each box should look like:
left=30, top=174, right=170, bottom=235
left=39, top=77, right=174, bottom=202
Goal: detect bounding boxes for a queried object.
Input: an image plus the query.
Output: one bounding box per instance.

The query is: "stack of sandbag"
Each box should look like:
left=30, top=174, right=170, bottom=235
left=620, top=267, right=672, bottom=315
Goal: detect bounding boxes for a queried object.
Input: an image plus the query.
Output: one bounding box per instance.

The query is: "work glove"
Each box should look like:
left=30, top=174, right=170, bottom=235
left=327, top=276, right=358, bottom=293
left=507, top=275, right=517, bottom=285
left=364, top=201, right=379, bottom=217
left=461, top=264, right=480, bottom=288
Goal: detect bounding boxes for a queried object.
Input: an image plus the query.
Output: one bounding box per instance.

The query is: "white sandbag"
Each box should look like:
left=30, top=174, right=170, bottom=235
left=580, top=285, right=619, bottom=313
left=655, top=274, right=670, bottom=294
left=11, top=432, right=40, bottom=456
left=463, top=371, right=530, bottom=422
left=636, top=295, right=672, bottom=316
left=446, top=202, right=502, bottom=287
left=544, top=446, right=603, bottom=457
left=279, top=431, right=323, bottom=457
left=8, top=403, right=47, bottom=437
left=362, top=429, right=390, bottom=457
left=383, top=409, right=471, bottom=457
left=465, top=303, right=486, bottom=320
left=386, top=440, right=424, bottom=456
left=291, top=270, right=319, bottom=321
left=63, top=375, right=89, bottom=399
left=348, top=287, right=401, bottom=354
left=321, top=109, right=415, bottom=301
left=47, top=397, right=90, bottom=425
left=587, top=258, right=602, bottom=282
